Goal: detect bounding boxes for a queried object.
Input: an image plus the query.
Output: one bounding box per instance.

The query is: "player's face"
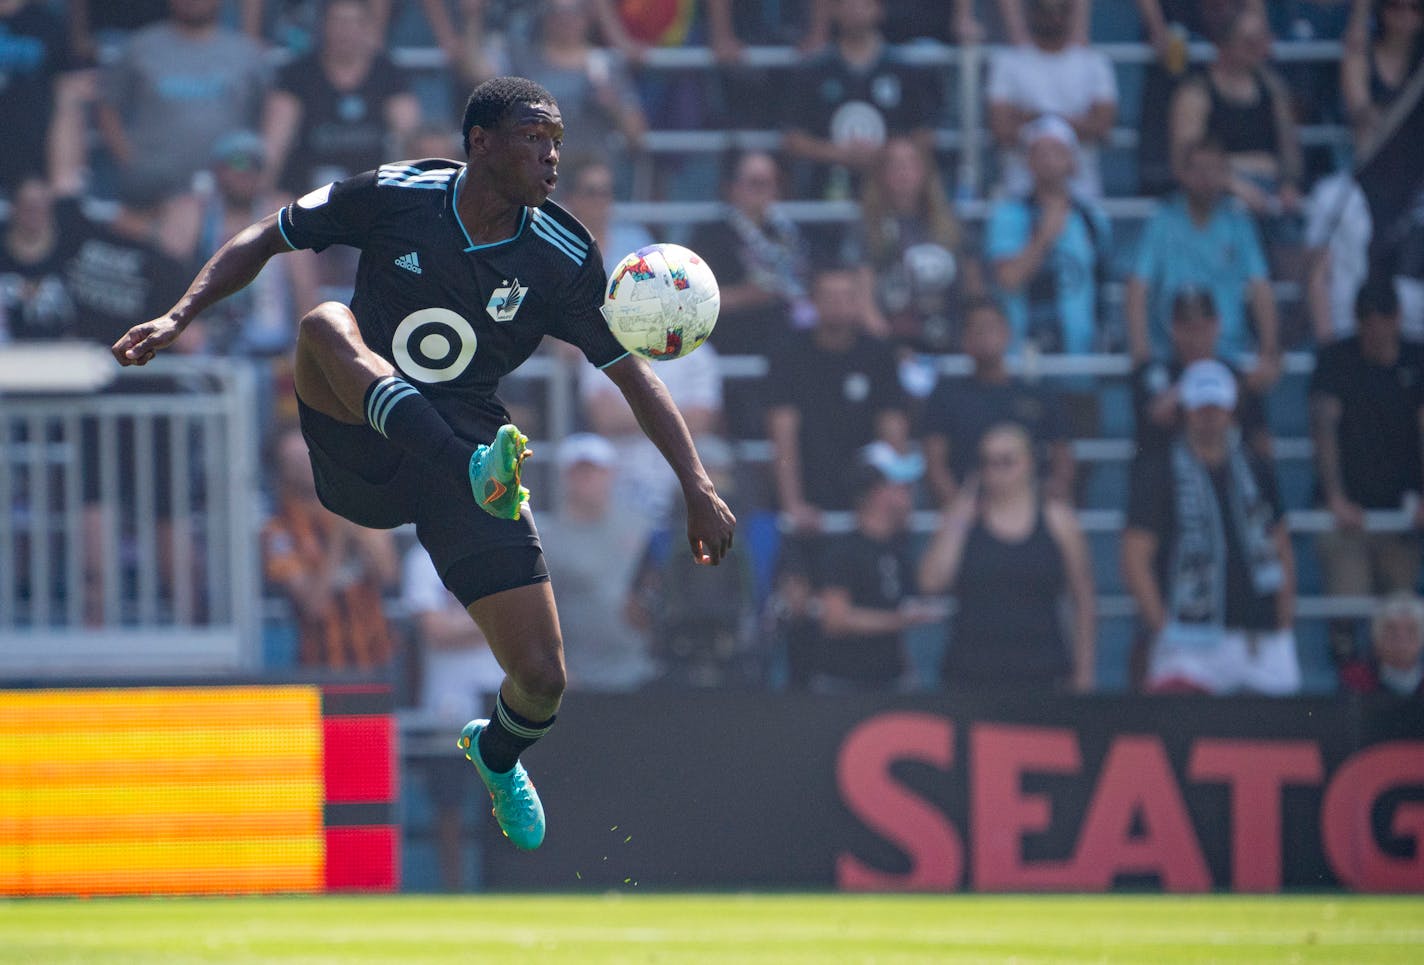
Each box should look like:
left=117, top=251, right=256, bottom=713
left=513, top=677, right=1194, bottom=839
left=476, top=101, right=564, bottom=206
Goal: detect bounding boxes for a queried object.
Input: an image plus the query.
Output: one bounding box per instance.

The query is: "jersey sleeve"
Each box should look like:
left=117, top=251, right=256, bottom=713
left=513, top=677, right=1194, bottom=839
left=277, top=170, right=381, bottom=253
left=548, top=245, right=627, bottom=368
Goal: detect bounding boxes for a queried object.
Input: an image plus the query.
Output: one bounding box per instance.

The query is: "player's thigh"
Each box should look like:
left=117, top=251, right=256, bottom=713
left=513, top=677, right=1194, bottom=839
left=467, top=580, right=565, bottom=693
left=293, top=301, right=390, bottom=424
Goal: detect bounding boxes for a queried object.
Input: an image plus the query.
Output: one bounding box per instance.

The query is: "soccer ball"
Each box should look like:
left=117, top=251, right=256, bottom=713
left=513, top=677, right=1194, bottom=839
left=602, top=243, right=720, bottom=361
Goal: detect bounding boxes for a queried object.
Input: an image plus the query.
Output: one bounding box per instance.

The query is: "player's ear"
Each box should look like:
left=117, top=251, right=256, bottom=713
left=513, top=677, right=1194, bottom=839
left=466, top=125, right=491, bottom=158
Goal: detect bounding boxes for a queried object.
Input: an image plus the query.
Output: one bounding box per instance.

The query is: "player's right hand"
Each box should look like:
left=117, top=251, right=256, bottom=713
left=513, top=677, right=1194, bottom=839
left=112, top=315, right=183, bottom=366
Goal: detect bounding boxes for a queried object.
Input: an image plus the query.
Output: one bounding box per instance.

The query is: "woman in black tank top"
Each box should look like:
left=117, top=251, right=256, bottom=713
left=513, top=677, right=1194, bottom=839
left=918, top=423, right=1097, bottom=692
left=1170, top=7, right=1302, bottom=217
left=1343, top=0, right=1424, bottom=143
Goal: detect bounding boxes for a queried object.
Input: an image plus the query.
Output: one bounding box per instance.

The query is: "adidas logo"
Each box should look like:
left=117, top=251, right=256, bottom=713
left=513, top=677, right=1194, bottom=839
left=395, top=252, right=422, bottom=274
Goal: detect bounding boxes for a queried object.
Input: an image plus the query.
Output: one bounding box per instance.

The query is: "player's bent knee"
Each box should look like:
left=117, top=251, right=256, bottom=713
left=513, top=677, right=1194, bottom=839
left=512, top=651, right=566, bottom=704
left=296, top=302, right=355, bottom=347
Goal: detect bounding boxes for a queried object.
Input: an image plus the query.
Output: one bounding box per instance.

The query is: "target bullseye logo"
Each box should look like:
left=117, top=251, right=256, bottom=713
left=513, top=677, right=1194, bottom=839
left=391, top=307, right=477, bottom=383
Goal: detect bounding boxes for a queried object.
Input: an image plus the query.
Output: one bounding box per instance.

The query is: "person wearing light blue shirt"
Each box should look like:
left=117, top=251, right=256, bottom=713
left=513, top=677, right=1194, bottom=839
left=987, top=115, right=1110, bottom=357
left=1127, top=137, right=1280, bottom=383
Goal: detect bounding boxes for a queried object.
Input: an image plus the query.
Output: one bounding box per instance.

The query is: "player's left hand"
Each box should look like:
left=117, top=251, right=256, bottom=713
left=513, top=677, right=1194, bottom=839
left=685, top=484, right=736, bottom=566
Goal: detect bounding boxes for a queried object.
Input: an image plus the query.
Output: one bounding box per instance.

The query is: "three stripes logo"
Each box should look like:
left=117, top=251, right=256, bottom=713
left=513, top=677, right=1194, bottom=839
left=395, top=252, right=422, bottom=274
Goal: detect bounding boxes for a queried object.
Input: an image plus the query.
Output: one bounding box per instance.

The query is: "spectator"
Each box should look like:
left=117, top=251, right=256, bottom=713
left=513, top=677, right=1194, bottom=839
left=401, top=542, right=505, bottom=891
left=920, top=298, right=1074, bottom=506
left=1122, top=360, right=1300, bottom=695
left=689, top=150, right=813, bottom=438
left=956, top=0, right=1090, bottom=45
left=1169, top=7, right=1303, bottom=223
left=188, top=131, right=299, bottom=356
left=987, top=115, right=1111, bottom=357
left=919, top=422, right=1096, bottom=692
left=706, top=0, right=821, bottom=128
left=2, top=179, right=200, bottom=630
left=503, top=0, right=648, bottom=180
left=0, top=0, right=86, bottom=200
left=1342, top=0, right=1424, bottom=145
left=262, top=0, right=421, bottom=198
left=986, top=0, right=1118, bottom=201
left=67, top=1, right=171, bottom=61
left=0, top=171, right=189, bottom=348
left=580, top=337, right=723, bottom=519
left=1130, top=0, right=1247, bottom=195
left=627, top=436, right=763, bottom=689
left=248, top=0, right=393, bottom=54
left=1132, top=288, right=1273, bottom=461
left=558, top=154, right=653, bottom=276
left=96, top=0, right=270, bottom=225
left=848, top=136, right=983, bottom=355
left=780, top=0, right=941, bottom=202
left=799, top=444, right=943, bottom=693
left=1310, top=276, right=1424, bottom=664
left=262, top=427, right=399, bottom=671
left=1305, top=152, right=1380, bottom=344
left=1340, top=590, right=1424, bottom=696
left=536, top=433, right=656, bottom=692
left=0, top=176, right=82, bottom=341
left=766, top=265, right=910, bottom=530
left=1126, top=136, right=1280, bottom=384
left=691, top=150, right=813, bottom=357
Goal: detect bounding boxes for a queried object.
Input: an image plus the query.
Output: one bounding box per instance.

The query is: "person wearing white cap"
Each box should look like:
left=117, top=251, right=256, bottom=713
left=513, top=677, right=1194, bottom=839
left=535, top=432, right=657, bottom=693
left=986, top=0, right=1117, bottom=200
left=1122, top=359, right=1300, bottom=695
left=986, top=113, right=1111, bottom=359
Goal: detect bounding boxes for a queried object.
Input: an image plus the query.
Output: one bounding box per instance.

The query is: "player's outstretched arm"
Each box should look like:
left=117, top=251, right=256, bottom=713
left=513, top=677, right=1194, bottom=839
left=112, top=212, right=292, bottom=366
left=601, top=355, right=736, bottom=565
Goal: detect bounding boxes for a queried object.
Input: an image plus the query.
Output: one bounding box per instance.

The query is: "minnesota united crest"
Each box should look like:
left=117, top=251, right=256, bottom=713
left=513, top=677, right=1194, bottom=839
left=486, top=278, right=528, bottom=323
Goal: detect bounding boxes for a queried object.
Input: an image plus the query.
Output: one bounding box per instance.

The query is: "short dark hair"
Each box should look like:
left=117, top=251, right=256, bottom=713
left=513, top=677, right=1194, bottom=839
left=460, top=76, right=557, bottom=155
left=1356, top=273, right=1400, bottom=320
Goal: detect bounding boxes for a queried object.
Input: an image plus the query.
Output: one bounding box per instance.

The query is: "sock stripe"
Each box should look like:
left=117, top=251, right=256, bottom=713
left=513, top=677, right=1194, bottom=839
left=496, top=698, right=554, bottom=741
left=373, top=385, right=418, bottom=436
left=365, top=377, right=419, bottom=437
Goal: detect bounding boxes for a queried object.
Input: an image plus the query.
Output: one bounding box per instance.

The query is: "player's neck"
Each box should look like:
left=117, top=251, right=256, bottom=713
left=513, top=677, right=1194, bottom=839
left=457, top=179, right=527, bottom=245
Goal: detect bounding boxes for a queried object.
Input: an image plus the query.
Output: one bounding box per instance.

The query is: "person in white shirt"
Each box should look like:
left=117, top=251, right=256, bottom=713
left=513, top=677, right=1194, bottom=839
left=986, top=0, right=1117, bottom=200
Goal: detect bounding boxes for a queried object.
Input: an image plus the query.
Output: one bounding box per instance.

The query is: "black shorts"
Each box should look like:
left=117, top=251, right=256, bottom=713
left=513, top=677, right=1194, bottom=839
left=296, top=398, right=548, bottom=606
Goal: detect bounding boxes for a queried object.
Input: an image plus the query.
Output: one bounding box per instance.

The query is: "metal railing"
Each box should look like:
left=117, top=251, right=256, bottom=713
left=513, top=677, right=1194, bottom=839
left=0, top=351, right=262, bottom=677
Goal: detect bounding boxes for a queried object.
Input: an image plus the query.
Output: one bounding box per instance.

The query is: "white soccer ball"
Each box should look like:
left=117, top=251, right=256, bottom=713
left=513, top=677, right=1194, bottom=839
left=601, top=243, right=720, bottom=361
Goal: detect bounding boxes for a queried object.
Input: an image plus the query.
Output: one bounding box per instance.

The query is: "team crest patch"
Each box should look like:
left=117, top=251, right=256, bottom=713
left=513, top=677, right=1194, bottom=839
left=486, top=278, right=528, bottom=323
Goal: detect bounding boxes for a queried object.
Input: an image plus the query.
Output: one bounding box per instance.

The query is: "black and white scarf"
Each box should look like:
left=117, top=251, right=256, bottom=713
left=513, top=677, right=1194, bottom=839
left=1164, top=430, right=1283, bottom=645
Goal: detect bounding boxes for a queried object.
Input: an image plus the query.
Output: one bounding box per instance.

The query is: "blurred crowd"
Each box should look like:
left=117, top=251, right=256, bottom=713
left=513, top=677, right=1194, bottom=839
left=3, top=0, right=1424, bottom=706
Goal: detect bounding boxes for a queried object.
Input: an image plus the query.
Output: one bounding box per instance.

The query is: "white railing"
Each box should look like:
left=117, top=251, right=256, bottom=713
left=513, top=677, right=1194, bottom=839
left=0, top=352, right=262, bottom=677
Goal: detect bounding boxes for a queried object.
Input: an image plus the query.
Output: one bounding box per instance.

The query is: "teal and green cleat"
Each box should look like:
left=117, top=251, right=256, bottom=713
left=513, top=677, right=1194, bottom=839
left=469, top=424, right=532, bottom=520
left=458, top=719, right=546, bottom=851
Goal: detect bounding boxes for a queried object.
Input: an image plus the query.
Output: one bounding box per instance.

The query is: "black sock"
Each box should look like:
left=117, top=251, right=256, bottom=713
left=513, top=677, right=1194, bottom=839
left=363, top=375, right=473, bottom=480
left=477, top=692, right=556, bottom=773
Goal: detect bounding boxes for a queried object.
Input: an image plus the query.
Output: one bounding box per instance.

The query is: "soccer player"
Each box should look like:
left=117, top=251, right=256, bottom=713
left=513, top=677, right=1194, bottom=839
left=110, top=76, right=737, bottom=851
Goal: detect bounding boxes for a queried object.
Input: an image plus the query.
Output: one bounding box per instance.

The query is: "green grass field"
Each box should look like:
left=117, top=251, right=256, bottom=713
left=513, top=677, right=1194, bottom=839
left=1, top=894, right=1421, bottom=964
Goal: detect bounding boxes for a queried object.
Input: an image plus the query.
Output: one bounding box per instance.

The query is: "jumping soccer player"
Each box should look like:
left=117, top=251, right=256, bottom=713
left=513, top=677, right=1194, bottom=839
left=111, top=76, right=737, bottom=851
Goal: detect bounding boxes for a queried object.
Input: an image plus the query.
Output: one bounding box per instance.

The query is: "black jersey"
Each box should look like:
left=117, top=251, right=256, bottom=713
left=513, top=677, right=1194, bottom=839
left=278, top=158, right=628, bottom=443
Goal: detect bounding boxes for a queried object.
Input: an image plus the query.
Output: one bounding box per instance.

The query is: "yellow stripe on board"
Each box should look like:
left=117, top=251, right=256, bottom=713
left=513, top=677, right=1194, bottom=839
left=0, top=779, right=323, bottom=821
left=0, top=837, right=325, bottom=896
left=0, top=686, right=326, bottom=896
